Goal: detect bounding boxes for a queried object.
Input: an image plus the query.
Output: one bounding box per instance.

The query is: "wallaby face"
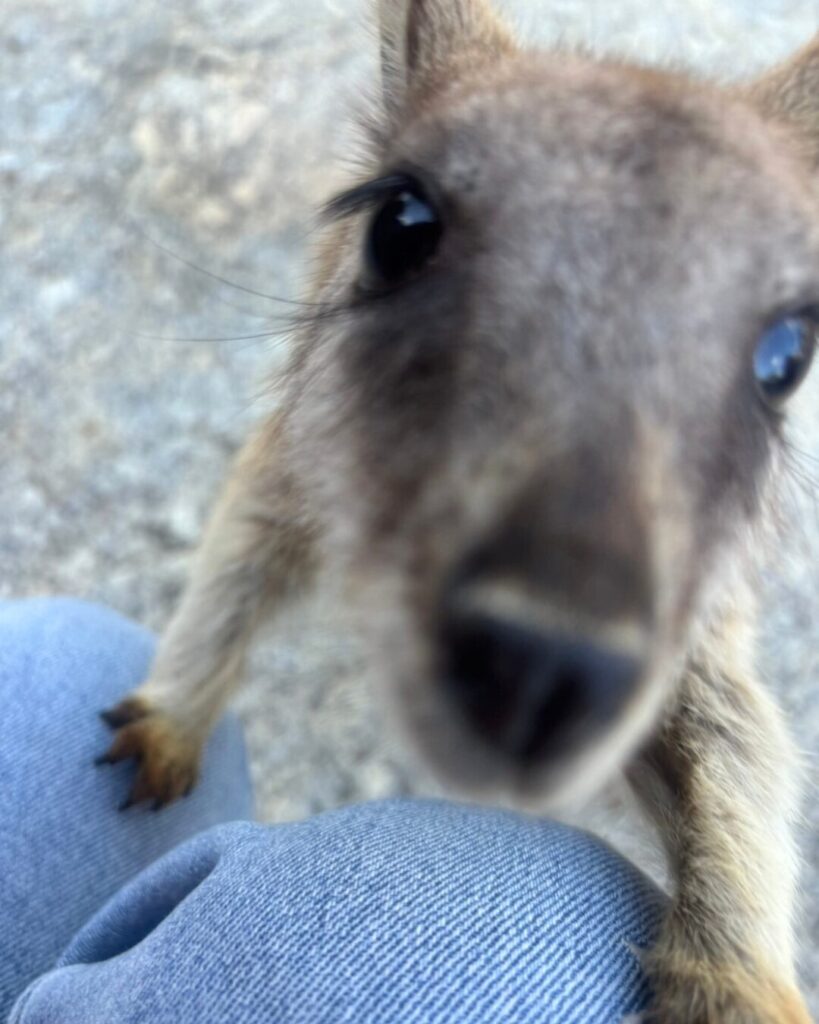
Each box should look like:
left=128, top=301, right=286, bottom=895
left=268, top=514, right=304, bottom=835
left=99, top=2, right=819, bottom=1019
left=293, top=56, right=819, bottom=805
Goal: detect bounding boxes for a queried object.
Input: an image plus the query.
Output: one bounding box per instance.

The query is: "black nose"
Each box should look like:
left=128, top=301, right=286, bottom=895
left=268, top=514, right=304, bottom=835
left=438, top=611, right=641, bottom=765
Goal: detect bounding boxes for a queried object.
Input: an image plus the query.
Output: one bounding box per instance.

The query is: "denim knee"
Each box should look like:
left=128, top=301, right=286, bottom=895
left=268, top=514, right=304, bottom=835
left=0, top=598, right=253, bottom=1018
left=12, top=799, right=665, bottom=1024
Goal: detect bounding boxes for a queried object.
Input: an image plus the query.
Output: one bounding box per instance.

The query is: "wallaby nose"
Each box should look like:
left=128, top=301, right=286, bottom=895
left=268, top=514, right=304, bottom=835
left=438, top=609, right=642, bottom=765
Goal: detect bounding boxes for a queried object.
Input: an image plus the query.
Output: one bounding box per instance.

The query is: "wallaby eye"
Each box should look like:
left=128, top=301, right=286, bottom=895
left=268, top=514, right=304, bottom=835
left=364, top=181, right=443, bottom=289
left=754, top=313, right=817, bottom=410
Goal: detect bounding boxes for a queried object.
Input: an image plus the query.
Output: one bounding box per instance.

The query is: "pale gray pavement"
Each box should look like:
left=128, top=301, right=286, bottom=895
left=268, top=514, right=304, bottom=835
left=2, top=0, right=818, bottom=1007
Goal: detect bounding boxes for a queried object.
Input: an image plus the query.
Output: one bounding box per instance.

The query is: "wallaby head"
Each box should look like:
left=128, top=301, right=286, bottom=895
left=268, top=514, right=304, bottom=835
left=285, top=0, right=819, bottom=806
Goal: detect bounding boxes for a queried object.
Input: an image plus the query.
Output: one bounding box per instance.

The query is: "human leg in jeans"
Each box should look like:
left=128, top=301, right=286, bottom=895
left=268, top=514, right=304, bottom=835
left=2, top=598, right=664, bottom=1023
left=0, top=598, right=253, bottom=1017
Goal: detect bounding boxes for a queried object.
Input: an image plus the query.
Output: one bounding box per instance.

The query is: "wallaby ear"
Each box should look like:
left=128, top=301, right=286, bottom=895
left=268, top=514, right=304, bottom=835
left=377, top=0, right=516, bottom=126
left=746, top=36, right=819, bottom=166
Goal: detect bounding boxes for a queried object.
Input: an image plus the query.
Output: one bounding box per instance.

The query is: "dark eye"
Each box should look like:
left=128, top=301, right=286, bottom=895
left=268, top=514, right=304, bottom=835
left=364, top=182, right=443, bottom=290
left=754, top=313, right=817, bottom=410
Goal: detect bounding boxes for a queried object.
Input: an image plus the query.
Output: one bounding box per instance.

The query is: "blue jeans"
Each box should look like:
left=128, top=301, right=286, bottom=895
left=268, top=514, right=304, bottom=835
left=0, top=599, right=665, bottom=1023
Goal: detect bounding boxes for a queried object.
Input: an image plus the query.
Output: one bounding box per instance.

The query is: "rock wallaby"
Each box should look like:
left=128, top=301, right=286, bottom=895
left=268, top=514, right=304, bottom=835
left=99, top=2, right=819, bottom=1019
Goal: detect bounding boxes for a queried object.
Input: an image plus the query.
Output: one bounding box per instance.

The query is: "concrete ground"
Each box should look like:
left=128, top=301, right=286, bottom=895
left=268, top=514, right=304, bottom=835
left=2, top=0, right=818, bottom=1009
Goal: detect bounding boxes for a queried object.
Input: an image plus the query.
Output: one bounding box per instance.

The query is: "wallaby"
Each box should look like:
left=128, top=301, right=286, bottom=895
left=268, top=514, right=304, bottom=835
left=97, top=1, right=819, bottom=1020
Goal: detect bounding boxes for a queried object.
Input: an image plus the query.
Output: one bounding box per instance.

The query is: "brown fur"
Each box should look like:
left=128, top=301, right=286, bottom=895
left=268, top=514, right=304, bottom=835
left=748, top=36, right=819, bottom=167
left=643, top=957, right=810, bottom=1024
left=100, top=3, right=819, bottom=1020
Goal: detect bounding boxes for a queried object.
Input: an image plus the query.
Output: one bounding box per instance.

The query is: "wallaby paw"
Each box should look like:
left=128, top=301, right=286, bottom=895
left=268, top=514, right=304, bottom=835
left=96, top=695, right=201, bottom=811
left=645, top=959, right=811, bottom=1024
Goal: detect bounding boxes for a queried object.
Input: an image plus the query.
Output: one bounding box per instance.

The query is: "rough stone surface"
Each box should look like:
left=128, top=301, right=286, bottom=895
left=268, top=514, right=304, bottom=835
left=2, top=0, right=818, bottom=1006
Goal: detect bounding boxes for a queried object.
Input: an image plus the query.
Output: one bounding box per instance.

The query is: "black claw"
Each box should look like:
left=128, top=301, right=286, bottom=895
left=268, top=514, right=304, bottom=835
left=151, top=799, right=167, bottom=813
left=94, top=753, right=113, bottom=767
left=119, top=796, right=135, bottom=812
left=100, top=700, right=148, bottom=730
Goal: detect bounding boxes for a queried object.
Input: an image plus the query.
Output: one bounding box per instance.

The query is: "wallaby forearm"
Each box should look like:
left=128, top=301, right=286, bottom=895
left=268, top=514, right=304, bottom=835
left=632, top=616, right=806, bottom=1021
left=99, top=414, right=317, bottom=804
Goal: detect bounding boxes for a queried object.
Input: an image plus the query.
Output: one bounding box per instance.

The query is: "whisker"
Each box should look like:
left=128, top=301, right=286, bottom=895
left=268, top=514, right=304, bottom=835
left=209, top=290, right=285, bottom=321
left=133, top=226, right=326, bottom=309
left=129, top=295, right=355, bottom=347
left=783, top=460, right=817, bottom=499
left=784, top=440, right=819, bottom=470
left=779, top=442, right=819, bottom=528
left=131, top=329, right=284, bottom=344
left=783, top=441, right=819, bottom=489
